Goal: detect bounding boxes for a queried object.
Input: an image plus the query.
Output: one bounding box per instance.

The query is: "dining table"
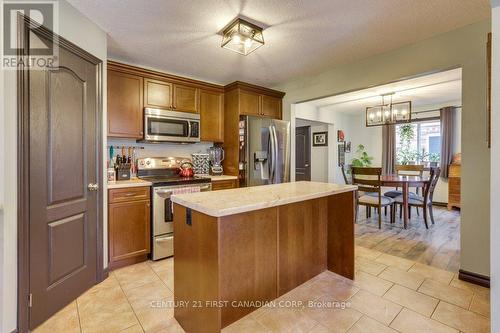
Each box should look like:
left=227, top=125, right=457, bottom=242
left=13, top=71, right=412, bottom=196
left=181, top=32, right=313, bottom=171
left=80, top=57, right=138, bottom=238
left=380, top=174, right=431, bottom=229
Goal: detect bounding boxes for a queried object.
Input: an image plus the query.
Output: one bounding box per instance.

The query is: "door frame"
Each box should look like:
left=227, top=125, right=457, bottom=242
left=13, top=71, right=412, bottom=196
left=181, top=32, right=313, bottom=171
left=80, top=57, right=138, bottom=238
left=16, top=14, right=105, bottom=332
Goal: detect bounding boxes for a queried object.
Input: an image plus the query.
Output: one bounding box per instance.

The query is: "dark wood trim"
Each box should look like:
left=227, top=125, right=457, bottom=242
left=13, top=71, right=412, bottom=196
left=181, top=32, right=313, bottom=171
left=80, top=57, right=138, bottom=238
left=17, top=13, right=30, bottom=333
left=224, top=81, right=286, bottom=98
left=108, top=60, right=224, bottom=92
left=432, top=202, right=448, bottom=207
left=17, top=14, right=104, bottom=332
left=458, top=269, right=490, bottom=288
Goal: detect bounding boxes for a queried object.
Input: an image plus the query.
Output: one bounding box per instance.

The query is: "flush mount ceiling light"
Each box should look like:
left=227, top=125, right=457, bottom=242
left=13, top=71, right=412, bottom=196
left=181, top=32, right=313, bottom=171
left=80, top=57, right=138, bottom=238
left=221, top=18, right=264, bottom=55
left=366, top=93, right=412, bottom=127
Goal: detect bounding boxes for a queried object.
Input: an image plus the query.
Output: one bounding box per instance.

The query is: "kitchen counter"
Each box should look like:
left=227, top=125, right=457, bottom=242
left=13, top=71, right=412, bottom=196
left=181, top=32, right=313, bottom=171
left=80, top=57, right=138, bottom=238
left=173, top=181, right=357, bottom=333
left=171, top=181, right=356, bottom=217
left=107, top=178, right=152, bottom=189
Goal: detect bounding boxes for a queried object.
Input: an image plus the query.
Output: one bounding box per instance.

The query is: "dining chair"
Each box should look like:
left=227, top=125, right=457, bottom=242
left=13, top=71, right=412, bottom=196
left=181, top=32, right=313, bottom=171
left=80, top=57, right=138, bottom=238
left=351, top=167, right=395, bottom=229
left=341, top=164, right=351, bottom=185
left=393, top=167, right=441, bottom=229
left=384, top=164, right=425, bottom=216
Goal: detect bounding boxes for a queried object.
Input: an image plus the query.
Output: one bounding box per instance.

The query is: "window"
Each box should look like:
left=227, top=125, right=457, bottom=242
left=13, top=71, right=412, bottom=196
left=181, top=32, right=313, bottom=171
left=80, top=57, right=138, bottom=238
left=395, top=121, right=441, bottom=165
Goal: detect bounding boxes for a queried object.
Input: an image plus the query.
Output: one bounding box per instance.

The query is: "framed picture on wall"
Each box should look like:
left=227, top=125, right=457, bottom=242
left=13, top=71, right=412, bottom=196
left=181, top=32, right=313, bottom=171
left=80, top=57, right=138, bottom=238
left=313, top=131, right=328, bottom=146
left=338, top=143, right=345, bottom=166
left=345, top=141, right=351, bottom=153
left=337, top=130, right=345, bottom=142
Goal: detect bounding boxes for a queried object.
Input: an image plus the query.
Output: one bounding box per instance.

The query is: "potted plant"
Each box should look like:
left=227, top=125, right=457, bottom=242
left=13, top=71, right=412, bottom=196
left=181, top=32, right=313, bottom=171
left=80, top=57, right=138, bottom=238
left=351, top=144, right=373, bottom=167
left=397, top=124, right=417, bottom=165
left=429, top=153, right=440, bottom=167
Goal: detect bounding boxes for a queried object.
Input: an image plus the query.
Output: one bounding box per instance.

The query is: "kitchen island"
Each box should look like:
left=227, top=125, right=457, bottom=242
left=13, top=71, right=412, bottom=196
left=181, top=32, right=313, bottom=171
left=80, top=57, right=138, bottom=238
left=171, top=181, right=357, bottom=333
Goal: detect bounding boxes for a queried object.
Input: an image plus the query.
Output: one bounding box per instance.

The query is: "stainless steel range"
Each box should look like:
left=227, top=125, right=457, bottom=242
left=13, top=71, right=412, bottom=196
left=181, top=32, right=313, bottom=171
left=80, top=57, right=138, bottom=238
left=137, top=157, right=211, bottom=260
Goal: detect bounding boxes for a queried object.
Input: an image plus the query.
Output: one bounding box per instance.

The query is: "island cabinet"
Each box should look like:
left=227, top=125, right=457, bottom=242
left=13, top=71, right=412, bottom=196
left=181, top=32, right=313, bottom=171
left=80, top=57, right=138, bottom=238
left=107, top=61, right=223, bottom=139
left=171, top=182, right=356, bottom=333
left=108, top=186, right=151, bottom=270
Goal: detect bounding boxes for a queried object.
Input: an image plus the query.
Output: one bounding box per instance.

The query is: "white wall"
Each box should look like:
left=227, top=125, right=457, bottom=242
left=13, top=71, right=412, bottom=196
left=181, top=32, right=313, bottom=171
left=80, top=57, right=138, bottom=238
left=0, top=1, right=107, bottom=332
left=490, top=2, right=500, bottom=330
left=278, top=20, right=490, bottom=277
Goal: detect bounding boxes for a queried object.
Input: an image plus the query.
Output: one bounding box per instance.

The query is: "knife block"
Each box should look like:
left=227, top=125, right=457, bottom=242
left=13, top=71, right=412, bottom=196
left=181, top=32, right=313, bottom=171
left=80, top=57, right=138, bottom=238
left=115, top=164, right=131, bottom=180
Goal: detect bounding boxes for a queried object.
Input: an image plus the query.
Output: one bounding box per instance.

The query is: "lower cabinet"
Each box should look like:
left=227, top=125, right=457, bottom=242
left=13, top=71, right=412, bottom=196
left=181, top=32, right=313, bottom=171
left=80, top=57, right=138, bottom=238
left=108, top=186, right=151, bottom=269
left=211, top=179, right=238, bottom=191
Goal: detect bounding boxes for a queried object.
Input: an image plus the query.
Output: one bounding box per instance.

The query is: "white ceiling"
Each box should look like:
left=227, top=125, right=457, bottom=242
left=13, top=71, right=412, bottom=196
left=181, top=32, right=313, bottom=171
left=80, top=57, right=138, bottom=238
left=311, top=68, right=462, bottom=114
left=67, top=0, right=489, bottom=87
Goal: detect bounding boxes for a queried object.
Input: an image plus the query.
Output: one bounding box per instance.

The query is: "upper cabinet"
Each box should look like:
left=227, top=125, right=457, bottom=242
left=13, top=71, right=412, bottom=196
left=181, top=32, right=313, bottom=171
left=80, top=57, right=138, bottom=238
left=144, top=78, right=172, bottom=109
left=261, top=95, right=282, bottom=119
left=108, top=70, right=144, bottom=139
left=224, top=81, right=285, bottom=119
left=239, top=90, right=261, bottom=116
left=173, top=84, right=199, bottom=113
left=107, top=61, right=222, bottom=139
left=200, top=90, right=224, bottom=142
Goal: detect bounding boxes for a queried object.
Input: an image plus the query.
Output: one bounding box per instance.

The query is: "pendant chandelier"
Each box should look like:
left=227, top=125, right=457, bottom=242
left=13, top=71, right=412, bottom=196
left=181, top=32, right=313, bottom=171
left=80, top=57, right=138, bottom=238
left=365, top=93, right=412, bottom=127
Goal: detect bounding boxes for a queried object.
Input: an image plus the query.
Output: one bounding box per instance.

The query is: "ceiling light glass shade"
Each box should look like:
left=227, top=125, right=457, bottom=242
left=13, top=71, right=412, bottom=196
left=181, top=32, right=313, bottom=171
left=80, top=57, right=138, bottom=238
left=221, top=18, right=264, bottom=55
left=366, top=101, right=412, bottom=127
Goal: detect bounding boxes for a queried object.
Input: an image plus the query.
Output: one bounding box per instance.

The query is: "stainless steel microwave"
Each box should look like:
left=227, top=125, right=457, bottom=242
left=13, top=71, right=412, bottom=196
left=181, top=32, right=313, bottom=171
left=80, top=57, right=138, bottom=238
left=144, top=108, right=200, bottom=143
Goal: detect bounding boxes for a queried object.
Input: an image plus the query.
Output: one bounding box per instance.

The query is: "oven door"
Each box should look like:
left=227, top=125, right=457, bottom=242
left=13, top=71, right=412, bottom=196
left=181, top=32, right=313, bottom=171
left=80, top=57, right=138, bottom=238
left=153, top=183, right=212, bottom=236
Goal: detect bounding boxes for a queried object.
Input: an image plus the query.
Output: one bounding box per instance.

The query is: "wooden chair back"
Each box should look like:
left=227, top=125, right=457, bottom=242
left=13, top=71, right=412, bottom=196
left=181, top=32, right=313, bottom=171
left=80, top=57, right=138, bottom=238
left=341, top=164, right=351, bottom=184
left=395, top=164, right=424, bottom=176
left=351, top=167, right=382, bottom=194
left=424, top=167, right=441, bottom=204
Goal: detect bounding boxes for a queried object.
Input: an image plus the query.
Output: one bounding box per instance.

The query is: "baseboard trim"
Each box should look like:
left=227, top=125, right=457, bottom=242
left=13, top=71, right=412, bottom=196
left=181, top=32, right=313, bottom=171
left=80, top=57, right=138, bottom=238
left=458, top=269, right=490, bottom=288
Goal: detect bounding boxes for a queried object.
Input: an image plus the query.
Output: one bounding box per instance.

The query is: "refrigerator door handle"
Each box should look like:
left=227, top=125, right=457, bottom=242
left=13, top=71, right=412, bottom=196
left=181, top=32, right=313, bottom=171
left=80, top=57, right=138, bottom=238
left=268, top=125, right=275, bottom=183
left=270, top=125, right=278, bottom=183
left=272, top=125, right=279, bottom=183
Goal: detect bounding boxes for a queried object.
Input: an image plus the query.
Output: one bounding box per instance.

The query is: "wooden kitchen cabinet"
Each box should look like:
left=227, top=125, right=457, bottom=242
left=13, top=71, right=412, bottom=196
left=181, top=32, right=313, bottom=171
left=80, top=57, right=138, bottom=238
left=108, top=186, right=150, bottom=269
left=108, top=61, right=223, bottom=139
left=261, top=95, right=282, bottom=118
left=448, top=164, right=461, bottom=210
left=211, top=178, right=238, bottom=191
left=239, top=90, right=261, bottom=116
left=223, top=81, right=286, bottom=176
left=200, top=90, right=224, bottom=142
left=107, top=70, right=144, bottom=138
left=173, top=84, right=199, bottom=113
left=144, top=78, right=172, bottom=109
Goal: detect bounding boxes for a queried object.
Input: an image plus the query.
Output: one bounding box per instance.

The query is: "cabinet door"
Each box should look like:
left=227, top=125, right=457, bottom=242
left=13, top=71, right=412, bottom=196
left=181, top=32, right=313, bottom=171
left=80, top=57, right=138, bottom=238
left=200, top=90, right=224, bottom=142
left=173, top=84, right=199, bottom=113
left=261, top=95, right=282, bottom=119
left=109, top=199, right=150, bottom=264
left=211, top=179, right=237, bottom=191
left=144, top=78, right=173, bottom=109
left=239, top=90, right=261, bottom=116
left=107, top=70, right=143, bottom=138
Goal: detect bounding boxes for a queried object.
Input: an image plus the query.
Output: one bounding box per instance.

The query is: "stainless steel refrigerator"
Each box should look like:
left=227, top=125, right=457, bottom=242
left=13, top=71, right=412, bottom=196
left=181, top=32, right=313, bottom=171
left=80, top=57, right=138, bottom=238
left=239, top=116, right=291, bottom=187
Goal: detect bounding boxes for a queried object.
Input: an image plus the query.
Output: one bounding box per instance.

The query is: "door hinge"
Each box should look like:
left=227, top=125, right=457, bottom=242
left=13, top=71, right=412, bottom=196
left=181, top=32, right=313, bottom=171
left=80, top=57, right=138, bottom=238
left=28, top=293, right=33, bottom=308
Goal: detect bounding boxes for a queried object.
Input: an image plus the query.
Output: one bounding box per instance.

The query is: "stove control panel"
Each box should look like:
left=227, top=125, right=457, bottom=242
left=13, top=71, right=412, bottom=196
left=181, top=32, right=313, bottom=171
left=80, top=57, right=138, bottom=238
left=137, top=157, right=191, bottom=170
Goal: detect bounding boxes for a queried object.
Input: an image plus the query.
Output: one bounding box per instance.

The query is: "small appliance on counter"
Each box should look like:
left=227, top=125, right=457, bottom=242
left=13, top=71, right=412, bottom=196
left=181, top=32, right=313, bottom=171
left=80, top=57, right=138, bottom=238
left=137, top=157, right=212, bottom=260
left=191, top=153, right=210, bottom=175
left=208, top=145, right=225, bottom=176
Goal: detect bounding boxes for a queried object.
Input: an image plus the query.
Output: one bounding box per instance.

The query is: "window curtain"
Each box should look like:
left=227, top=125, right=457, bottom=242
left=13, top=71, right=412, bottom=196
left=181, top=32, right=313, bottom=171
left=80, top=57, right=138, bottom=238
left=440, top=106, right=456, bottom=178
left=382, top=124, right=396, bottom=175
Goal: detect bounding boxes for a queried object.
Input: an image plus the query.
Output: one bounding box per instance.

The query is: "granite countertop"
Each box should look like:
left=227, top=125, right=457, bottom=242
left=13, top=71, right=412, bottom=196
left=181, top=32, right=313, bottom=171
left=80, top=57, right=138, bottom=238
left=171, top=181, right=357, bottom=217
left=107, top=178, right=152, bottom=189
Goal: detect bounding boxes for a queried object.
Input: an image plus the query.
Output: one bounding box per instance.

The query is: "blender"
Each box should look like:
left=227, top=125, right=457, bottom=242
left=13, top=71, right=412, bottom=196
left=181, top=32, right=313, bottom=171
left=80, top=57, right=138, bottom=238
left=208, top=145, right=224, bottom=175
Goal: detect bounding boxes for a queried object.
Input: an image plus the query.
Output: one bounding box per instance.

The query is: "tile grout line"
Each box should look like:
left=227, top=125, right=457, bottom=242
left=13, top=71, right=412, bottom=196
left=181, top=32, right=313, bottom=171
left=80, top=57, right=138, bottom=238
left=115, top=269, right=148, bottom=333
left=75, top=299, right=83, bottom=333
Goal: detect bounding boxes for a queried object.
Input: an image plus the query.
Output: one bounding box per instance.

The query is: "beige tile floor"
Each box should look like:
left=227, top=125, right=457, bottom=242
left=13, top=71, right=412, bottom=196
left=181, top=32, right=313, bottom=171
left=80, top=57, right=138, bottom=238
left=33, top=246, right=490, bottom=333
